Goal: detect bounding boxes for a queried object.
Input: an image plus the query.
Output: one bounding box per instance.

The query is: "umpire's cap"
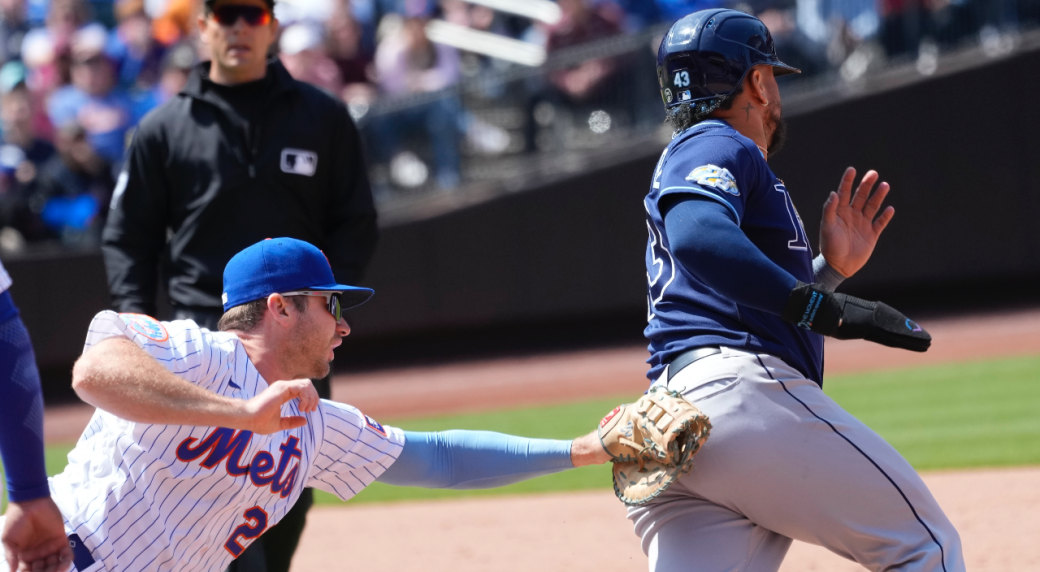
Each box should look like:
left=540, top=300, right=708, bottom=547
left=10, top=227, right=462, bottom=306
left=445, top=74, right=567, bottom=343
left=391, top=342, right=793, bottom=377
left=657, top=9, right=799, bottom=111
left=222, top=238, right=373, bottom=312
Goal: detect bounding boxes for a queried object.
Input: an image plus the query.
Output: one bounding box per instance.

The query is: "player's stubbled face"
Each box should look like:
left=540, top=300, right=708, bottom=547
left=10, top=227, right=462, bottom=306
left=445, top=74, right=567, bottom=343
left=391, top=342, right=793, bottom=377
left=287, top=298, right=345, bottom=379
left=201, top=0, right=276, bottom=74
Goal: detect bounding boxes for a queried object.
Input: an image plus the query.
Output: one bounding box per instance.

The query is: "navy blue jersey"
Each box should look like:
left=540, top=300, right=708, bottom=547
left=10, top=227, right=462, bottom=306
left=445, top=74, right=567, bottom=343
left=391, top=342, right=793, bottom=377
left=644, top=120, right=824, bottom=383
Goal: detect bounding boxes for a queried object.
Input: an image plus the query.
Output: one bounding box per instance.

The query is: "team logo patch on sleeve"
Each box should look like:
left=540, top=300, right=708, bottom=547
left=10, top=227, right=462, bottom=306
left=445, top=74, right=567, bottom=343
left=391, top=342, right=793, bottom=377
left=686, top=165, right=739, bottom=196
left=365, top=415, right=387, bottom=438
left=119, top=313, right=169, bottom=342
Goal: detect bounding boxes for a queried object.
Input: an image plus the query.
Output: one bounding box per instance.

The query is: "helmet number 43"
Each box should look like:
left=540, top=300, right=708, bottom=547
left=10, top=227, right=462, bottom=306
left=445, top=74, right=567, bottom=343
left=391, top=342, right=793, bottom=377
left=673, top=70, right=690, bottom=87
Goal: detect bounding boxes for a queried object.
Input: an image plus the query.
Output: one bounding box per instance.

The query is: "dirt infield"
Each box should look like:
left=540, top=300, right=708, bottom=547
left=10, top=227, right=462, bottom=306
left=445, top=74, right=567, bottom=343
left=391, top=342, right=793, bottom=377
left=40, top=308, right=1040, bottom=571
left=291, top=466, right=1040, bottom=572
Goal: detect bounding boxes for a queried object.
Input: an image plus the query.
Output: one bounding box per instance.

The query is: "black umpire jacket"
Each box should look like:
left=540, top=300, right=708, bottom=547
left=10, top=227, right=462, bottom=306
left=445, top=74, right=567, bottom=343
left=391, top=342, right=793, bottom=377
left=102, top=60, right=377, bottom=315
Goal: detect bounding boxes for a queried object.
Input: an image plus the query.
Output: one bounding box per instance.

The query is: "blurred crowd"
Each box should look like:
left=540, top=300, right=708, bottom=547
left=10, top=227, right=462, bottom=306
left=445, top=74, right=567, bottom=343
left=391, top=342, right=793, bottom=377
left=0, top=0, right=1035, bottom=251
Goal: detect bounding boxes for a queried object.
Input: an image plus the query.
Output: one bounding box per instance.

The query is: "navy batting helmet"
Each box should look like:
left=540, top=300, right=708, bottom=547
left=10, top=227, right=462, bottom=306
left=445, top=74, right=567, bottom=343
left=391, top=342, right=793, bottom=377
left=657, top=9, right=799, bottom=112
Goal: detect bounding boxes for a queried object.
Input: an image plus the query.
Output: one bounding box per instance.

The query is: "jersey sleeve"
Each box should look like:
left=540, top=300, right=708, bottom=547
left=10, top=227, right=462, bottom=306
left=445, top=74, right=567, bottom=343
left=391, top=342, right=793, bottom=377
left=305, top=400, right=405, bottom=501
left=82, top=310, right=217, bottom=390
left=655, top=135, right=759, bottom=225
left=0, top=259, right=11, bottom=293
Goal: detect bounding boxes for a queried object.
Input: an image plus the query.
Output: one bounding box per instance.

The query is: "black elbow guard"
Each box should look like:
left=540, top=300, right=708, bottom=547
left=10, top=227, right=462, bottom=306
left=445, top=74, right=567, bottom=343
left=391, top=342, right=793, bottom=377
left=782, top=281, right=931, bottom=352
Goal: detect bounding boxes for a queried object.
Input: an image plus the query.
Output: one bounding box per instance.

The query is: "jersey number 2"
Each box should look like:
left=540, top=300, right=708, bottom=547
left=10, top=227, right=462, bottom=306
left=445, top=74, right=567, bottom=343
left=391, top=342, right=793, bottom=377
left=224, top=506, right=269, bottom=557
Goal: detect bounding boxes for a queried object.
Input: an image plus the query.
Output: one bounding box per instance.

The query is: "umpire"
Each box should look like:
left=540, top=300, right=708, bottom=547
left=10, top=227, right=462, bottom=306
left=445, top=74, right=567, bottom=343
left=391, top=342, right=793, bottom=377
left=100, top=0, right=377, bottom=569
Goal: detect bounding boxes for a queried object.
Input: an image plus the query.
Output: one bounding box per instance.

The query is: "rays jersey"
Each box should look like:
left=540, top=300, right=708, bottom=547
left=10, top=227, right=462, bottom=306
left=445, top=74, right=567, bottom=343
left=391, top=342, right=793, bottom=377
left=644, top=120, right=823, bottom=383
left=48, top=311, right=404, bottom=572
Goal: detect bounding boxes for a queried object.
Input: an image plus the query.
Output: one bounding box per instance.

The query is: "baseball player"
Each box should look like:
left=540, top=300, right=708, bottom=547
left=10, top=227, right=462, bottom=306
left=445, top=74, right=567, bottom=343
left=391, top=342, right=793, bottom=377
left=0, top=260, right=75, bottom=572
left=636, top=9, right=964, bottom=571
left=0, top=238, right=613, bottom=572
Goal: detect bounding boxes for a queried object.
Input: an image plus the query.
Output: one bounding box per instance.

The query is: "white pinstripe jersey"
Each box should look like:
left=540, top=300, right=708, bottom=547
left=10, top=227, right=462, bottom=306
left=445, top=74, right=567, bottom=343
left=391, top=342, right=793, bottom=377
left=0, top=259, right=12, bottom=294
left=49, top=311, right=404, bottom=572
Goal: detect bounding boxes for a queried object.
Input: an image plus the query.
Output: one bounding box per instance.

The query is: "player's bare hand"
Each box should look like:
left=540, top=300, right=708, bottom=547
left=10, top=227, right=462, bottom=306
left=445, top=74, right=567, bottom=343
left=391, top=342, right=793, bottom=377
left=274, top=378, right=319, bottom=413
left=2, top=497, right=73, bottom=572
left=240, top=379, right=316, bottom=434
left=820, top=167, right=895, bottom=277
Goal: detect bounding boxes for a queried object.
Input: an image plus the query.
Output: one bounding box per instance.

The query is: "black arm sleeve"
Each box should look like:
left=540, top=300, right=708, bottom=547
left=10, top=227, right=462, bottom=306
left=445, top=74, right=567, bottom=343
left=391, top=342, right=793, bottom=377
left=100, top=127, right=170, bottom=315
left=323, top=104, right=378, bottom=286
left=663, top=195, right=797, bottom=315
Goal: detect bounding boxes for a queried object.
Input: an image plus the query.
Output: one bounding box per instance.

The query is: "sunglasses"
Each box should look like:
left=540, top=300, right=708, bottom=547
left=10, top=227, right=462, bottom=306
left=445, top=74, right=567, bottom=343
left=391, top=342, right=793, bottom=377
left=211, top=4, right=271, bottom=27
left=281, top=290, right=342, bottom=322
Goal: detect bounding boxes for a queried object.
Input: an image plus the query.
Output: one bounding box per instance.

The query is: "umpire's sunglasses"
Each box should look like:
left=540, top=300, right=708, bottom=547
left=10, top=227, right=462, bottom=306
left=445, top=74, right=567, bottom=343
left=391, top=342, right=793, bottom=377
left=211, top=4, right=272, bottom=27
left=281, top=291, right=343, bottom=322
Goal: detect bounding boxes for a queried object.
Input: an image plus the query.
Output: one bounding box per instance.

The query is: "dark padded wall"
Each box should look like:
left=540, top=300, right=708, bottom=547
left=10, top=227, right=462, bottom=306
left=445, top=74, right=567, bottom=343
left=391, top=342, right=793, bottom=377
left=345, top=156, right=654, bottom=337
left=349, top=46, right=1040, bottom=336
left=771, top=48, right=1040, bottom=292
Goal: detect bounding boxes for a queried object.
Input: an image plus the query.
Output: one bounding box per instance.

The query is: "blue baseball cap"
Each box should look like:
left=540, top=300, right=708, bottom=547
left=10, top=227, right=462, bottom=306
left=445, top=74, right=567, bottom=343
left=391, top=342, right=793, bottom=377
left=222, top=238, right=374, bottom=312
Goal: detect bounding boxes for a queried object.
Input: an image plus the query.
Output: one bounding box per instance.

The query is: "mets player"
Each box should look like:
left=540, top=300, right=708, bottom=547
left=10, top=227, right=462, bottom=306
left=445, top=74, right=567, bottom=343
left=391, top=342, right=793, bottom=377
left=1, top=260, right=74, bottom=572
left=636, top=9, right=964, bottom=572
left=0, top=238, right=612, bottom=572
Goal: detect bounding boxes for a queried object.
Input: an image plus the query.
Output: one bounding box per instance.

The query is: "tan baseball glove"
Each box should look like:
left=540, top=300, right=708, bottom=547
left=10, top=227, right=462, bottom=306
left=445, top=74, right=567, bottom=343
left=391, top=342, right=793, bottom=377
left=598, top=385, right=711, bottom=506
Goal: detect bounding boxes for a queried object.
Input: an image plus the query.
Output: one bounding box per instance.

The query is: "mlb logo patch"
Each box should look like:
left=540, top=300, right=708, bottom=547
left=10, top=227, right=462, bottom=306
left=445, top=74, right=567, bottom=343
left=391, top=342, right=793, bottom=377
left=678, top=90, right=692, bottom=102
left=281, top=149, right=318, bottom=176
left=365, top=415, right=387, bottom=438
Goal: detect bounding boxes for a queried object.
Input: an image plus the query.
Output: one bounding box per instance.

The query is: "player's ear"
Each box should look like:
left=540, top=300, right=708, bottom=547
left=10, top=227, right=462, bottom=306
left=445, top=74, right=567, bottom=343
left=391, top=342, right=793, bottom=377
left=266, top=294, right=294, bottom=325
left=747, top=67, right=769, bottom=106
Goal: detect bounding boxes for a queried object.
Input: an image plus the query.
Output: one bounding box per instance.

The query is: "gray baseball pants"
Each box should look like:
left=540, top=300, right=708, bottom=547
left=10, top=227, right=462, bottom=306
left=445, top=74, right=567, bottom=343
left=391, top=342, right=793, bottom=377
left=628, top=346, right=965, bottom=572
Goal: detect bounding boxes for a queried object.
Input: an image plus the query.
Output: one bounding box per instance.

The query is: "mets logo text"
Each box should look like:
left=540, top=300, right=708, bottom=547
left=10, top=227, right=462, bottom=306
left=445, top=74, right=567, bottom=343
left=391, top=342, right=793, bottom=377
left=176, top=428, right=302, bottom=498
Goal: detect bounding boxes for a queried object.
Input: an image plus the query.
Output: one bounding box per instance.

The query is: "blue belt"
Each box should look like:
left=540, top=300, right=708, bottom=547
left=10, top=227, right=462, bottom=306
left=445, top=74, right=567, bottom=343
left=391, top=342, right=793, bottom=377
left=68, top=534, right=96, bottom=571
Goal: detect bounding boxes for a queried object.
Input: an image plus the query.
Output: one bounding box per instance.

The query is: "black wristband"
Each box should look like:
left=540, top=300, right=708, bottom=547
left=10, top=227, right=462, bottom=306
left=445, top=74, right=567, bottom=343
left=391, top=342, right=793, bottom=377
left=781, top=281, right=841, bottom=336
left=782, top=280, right=932, bottom=352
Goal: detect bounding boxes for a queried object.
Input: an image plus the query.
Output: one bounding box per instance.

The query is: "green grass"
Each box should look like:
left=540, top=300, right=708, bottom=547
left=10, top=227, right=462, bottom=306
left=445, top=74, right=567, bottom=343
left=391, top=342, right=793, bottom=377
left=824, top=355, right=1040, bottom=470
left=3, top=354, right=1039, bottom=510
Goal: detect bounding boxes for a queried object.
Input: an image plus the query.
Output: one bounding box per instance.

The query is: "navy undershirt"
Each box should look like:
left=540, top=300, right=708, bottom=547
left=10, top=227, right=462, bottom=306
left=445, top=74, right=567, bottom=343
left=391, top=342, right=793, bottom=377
left=0, top=291, right=51, bottom=502
left=662, top=195, right=798, bottom=316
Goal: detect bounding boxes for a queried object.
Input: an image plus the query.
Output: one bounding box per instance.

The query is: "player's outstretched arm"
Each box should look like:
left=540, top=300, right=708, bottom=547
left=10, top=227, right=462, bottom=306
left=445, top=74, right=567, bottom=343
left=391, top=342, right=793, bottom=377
left=72, top=337, right=318, bottom=434
left=819, top=167, right=895, bottom=278
left=375, top=430, right=610, bottom=490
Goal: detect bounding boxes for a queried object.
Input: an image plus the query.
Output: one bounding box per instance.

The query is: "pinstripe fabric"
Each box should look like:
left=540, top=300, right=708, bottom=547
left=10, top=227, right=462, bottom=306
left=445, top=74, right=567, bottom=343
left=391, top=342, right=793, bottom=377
left=47, top=311, right=404, bottom=571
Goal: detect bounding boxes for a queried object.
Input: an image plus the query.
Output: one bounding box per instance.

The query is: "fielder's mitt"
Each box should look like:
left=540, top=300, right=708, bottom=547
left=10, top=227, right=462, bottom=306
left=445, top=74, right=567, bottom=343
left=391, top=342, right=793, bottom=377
left=598, top=386, right=711, bottom=506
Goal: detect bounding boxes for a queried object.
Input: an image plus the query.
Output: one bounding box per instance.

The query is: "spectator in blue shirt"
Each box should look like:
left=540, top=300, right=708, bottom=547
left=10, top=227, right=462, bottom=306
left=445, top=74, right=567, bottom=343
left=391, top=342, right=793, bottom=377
left=105, top=0, right=165, bottom=91
left=46, top=24, right=134, bottom=165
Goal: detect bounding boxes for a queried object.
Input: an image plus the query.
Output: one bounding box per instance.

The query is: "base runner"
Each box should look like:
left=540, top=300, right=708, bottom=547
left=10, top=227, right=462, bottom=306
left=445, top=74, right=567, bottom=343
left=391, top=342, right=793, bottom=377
left=634, top=9, right=964, bottom=571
